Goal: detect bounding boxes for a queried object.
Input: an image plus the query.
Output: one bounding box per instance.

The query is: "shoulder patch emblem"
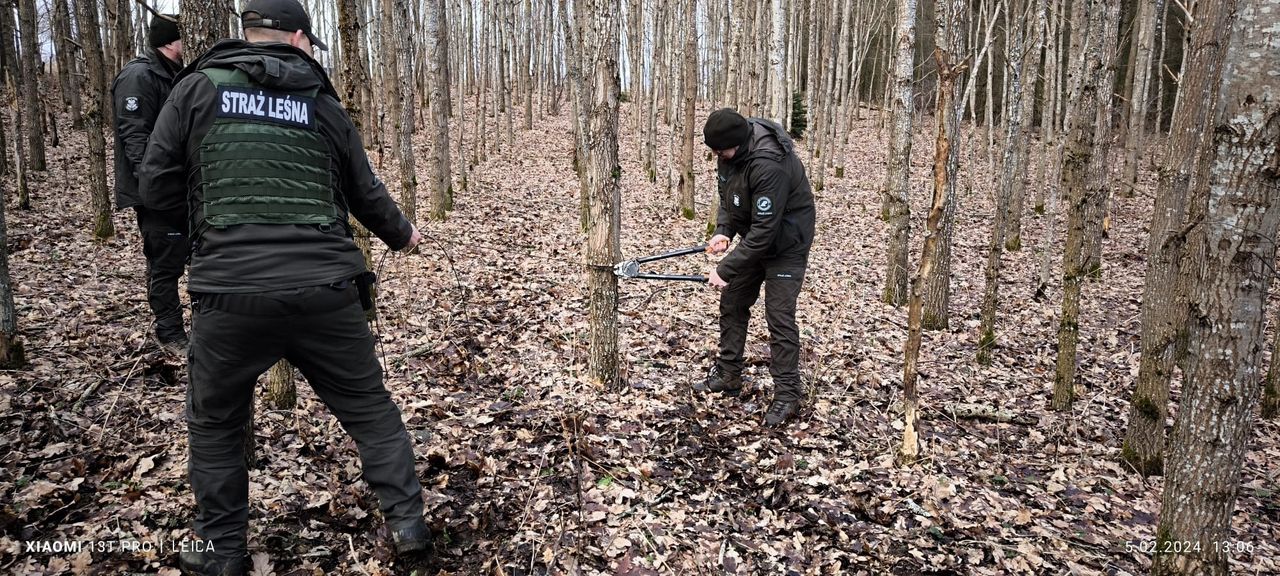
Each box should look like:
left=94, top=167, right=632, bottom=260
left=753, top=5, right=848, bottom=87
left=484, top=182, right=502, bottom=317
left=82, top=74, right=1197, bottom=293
left=733, top=194, right=740, bottom=207
left=124, top=96, right=139, bottom=112
left=756, top=197, right=773, bottom=212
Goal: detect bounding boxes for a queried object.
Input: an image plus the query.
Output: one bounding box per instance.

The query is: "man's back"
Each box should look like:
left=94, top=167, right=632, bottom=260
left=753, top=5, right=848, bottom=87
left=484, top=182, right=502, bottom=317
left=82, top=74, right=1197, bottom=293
left=140, top=39, right=414, bottom=294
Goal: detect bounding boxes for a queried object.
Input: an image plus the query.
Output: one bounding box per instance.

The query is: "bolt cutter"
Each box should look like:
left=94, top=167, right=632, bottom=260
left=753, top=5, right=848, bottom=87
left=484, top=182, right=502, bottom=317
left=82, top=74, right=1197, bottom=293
left=614, top=244, right=708, bottom=283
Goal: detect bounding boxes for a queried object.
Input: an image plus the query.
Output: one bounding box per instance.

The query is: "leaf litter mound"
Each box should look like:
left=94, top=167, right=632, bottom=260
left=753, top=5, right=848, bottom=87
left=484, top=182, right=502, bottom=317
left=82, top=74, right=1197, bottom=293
left=0, top=106, right=1277, bottom=575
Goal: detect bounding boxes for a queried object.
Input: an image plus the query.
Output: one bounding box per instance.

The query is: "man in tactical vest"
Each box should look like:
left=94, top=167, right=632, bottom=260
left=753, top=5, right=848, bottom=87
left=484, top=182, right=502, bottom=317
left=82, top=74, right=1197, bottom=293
left=696, top=108, right=816, bottom=427
left=112, top=14, right=187, bottom=350
left=138, top=1, right=431, bottom=573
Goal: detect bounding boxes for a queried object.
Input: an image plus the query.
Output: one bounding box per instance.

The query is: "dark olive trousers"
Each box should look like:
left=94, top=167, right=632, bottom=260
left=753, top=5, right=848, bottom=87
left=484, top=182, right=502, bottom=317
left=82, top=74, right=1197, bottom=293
left=186, top=284, right=424, bottom=562
left=135, top=207, right=188, bottom=342
left=717, top=254, right=807, bottom=402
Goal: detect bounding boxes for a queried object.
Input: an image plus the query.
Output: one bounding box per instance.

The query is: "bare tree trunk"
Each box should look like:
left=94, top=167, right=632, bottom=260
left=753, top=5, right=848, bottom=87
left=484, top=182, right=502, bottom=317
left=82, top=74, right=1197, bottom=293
left=394, top=0, right=418, bottom=224
left=1264, top=306, right=1280, bottom=419
left=1051, top=0, right=1112, bottom=411
left=1121, top=0, right=1235, bottom=476
left=1120, top=0, right=1156, bottom=195
left=919, top=0, right=966, bottom=332
left=978, top=0, right=1031, bottom=363
left=900, top=0, right=960, bottom=465
left=677, top=0, right=696, bottom=219
left=338, top=0, right=373, bottom=135
left=1153, top=2, right=1279, bottom=571
left=17, top=0, right=44, bottom=172
left=882, top=0, right=916, bottom=307
left=644, top=0, right=658, bottom=182
left=113, top=0, right=134, bottom=70
left=75, top=0, right=113, bottom=238
left=2, top=3, right=29, bottom=210
left=769, top=0, right=787, bottom=125
left=338, top=0, right=379, bottom=322
left=265, top=360, right=296, bottom=409
left=179, top=0, right=230, bottom=59
left=0, top=92, right=20, bottom=367
left=1003, top=0, right=1045, bottom=252
left=579, top=0, right=622, bottom=390
left=1079, top=1, right=1120, bottom=277
left=428, top=0, right=453, bottom=221
left=52, top=0, right=82, bottom=129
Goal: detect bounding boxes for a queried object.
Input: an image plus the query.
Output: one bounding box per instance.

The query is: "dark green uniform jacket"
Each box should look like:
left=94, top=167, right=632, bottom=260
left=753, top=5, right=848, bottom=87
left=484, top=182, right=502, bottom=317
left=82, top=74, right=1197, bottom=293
left=112, top=50, right=182, bottom=226
left=713, top=118, right=816, bottom=281
left=139, top=40, right=413, bottom=294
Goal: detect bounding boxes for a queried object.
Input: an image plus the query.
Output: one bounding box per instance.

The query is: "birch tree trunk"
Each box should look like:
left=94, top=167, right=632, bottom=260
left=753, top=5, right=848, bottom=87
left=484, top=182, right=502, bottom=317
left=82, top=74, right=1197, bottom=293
left=1120, top=0, right=1157, bottom=194
left=428, top=0, right=453, bottom=221
left=1153, top=2, right=1279, bottom=572
left=978, top=0, right=1030, bottom=363
left=580, top=0, right=622, bottom=391
left=17, top=0, right=44, bottom=172
left=882, top=0, right=916, bottom=307
left=769, top=0, right=787, bottom=125
left=1051, top=0, right=1111, bottom=411
left=1122, top=0, right=1235, bottom=475
left=1003, top=0, right=1045, bottom=252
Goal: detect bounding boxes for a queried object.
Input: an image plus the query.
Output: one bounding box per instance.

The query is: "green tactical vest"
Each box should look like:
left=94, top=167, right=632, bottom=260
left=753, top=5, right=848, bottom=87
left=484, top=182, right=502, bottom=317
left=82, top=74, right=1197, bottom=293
left=196, top=67, right=337, bottom=229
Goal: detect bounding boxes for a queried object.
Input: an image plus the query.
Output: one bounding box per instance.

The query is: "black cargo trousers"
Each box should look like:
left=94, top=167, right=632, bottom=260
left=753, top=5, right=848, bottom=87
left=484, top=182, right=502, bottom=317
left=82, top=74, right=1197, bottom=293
left=135, top=207, right=189, bottom=342
left=186, top=283, right=424, bottom=562
left=717, top=250, right=809, bottom=402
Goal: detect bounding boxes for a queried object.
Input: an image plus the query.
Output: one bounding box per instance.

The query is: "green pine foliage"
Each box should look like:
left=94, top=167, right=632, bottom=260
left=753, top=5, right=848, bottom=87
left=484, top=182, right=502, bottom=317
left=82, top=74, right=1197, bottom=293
left=789, top=91, right=808, bottom=139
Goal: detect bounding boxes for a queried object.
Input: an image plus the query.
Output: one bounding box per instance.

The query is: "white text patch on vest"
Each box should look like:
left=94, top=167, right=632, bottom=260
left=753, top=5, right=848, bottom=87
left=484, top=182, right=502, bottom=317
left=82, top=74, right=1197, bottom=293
left=216, top=86, right=316, bottom=129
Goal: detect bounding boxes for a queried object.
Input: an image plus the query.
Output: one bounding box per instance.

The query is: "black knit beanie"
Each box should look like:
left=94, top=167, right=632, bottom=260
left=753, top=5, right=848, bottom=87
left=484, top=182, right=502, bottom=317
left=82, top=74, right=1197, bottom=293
left=703, top=108, right=750, bottom=150
left=148, top=15, right=181, bottom=48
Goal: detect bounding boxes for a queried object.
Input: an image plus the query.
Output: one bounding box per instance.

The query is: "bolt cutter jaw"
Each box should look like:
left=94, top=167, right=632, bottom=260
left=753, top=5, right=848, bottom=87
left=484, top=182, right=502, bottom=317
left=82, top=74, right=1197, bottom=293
left=613, top=244, right=709, bottom=283
left=614, top=260, right=641, bottom=278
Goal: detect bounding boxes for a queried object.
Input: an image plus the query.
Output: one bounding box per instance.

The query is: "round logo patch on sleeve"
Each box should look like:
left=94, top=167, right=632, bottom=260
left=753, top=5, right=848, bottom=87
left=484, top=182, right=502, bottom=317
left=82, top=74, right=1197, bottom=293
left=124, top=96, right=139, bottom=112
left=756, top=197, right=773, bottom=212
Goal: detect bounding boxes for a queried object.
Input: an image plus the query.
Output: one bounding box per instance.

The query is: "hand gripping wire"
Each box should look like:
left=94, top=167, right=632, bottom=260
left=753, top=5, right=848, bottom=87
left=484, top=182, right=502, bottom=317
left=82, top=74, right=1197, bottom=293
left=613, top=244, right=708, bottom=283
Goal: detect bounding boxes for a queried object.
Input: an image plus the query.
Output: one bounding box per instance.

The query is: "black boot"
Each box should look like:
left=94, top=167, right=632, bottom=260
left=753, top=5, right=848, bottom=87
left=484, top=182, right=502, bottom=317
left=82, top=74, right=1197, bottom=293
left=391, top=520, right=434, bottom=557
left=764, top=397, right=800, bottom=427
left=178, top=549, right=245, bottom=576
left=693, top=364, right=742, bottom=396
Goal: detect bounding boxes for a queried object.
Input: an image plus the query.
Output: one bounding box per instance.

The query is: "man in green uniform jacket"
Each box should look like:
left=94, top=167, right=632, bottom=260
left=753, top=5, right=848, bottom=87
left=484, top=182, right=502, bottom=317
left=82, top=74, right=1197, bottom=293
left=140, top=1, right=430, bottom=573
left=697, top=108, right=816, bottom=427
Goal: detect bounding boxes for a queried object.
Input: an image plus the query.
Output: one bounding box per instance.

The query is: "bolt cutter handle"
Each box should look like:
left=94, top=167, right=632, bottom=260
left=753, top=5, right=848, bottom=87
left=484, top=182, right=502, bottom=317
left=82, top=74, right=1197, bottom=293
left=634, top=273, right=708, bottom=283
left=634, top=244, right=709, bottom=264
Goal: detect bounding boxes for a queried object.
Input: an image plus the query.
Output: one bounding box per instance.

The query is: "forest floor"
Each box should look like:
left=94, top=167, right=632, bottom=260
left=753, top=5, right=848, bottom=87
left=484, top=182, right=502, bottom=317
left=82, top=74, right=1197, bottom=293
left=1, top=102, right=1278, bottom=576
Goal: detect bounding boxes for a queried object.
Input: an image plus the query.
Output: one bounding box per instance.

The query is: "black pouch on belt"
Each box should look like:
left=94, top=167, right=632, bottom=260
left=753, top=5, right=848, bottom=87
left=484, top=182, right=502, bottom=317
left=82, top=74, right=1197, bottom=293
left=355, top=271, right=378, bottom=311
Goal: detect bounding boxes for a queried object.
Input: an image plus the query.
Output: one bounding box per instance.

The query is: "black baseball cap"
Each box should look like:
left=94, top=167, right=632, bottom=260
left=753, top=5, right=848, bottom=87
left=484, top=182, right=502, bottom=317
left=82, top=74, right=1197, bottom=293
left=241, top=0, right=328, bottom=51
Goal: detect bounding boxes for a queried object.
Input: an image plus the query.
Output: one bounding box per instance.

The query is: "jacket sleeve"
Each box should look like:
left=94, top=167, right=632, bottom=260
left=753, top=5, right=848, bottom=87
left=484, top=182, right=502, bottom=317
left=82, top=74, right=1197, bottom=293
left=112, top=66, right=161, bottom=178
left=716, top=162, right=790, bottom=282
left=337, top=107, right=414, bottom=250
left=139, top=77, right=200, bottom=215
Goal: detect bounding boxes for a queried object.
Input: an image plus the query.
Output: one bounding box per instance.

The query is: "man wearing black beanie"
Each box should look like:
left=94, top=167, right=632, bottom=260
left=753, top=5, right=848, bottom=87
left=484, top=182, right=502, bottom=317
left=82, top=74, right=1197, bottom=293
left=697, top=108, right=816, bottom=427
left=111, top=14, right=187, bottom=351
